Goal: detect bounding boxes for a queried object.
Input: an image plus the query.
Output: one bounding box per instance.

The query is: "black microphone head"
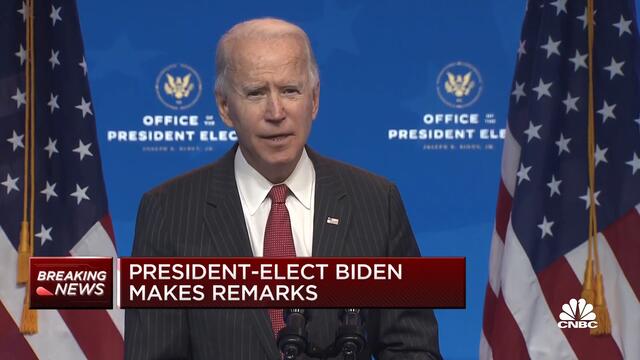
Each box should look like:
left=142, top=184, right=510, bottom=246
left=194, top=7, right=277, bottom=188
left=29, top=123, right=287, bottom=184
left=340, top=308, right=364, bottom=326
left=284, top=308, right=306, bottom=320
left=284, top=308, right=308, bottom=329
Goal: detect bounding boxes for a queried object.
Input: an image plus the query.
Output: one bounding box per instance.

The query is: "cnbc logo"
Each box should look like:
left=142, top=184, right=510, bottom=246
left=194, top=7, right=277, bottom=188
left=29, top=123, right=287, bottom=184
left=557, top=298, right=598, bottom=329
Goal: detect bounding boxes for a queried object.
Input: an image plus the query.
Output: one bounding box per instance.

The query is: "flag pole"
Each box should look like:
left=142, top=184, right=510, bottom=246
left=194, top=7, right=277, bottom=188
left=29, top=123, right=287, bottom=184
left=17, top=0, right=33, bottom=286
left=19, top=0, right=38, bottom=334
left=584, top=0, right=610, bottom=336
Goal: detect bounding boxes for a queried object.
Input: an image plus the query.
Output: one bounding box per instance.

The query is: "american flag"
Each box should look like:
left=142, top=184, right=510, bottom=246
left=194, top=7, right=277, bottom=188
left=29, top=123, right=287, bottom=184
left=1, top=1, right=123, bottom=359
left=481, top=0, right=640, bottom=358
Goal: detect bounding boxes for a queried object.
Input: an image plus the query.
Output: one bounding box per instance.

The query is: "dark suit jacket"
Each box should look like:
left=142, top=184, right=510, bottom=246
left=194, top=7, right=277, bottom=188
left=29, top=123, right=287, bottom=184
left=125, top=146, right=441, bottom=360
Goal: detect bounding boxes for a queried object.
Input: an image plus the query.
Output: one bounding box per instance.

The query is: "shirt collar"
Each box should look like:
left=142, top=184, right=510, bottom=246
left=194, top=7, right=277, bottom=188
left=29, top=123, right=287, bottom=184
left=234, top=147, right=315, bottom=215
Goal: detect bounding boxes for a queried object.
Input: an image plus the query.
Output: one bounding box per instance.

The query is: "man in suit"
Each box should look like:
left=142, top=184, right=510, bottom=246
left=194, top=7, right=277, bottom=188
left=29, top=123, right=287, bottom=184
left=125, top=18, right=441, bottom=360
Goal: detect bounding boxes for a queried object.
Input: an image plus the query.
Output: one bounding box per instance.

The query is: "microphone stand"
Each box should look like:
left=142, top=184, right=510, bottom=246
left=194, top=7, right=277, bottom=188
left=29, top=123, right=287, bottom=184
left=277, top=309, right=308, bottom=360
left=278, top=308, right=367, bottom=360
left=335, top=309, right=366, bottom=360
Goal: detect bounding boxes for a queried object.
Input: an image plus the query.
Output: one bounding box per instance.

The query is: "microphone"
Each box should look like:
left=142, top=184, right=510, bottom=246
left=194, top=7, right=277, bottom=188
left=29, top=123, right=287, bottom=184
left=277, top=308, right=309, bottom=360
left=335, top=308, right=366, bottom=360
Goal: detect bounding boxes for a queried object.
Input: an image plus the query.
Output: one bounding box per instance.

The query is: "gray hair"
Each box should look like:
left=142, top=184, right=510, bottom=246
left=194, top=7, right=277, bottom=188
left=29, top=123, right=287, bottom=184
left=214, top=18, right=319, bottom=95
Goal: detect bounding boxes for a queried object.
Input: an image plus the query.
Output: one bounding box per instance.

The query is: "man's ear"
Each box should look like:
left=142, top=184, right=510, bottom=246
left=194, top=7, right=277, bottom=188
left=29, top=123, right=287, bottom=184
left=215, top=90, right=235, bottom=128
left=311, top=82, right=320, bottom=120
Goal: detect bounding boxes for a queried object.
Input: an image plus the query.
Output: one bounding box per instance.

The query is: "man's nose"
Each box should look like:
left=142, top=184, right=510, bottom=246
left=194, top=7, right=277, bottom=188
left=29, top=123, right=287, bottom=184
left=265, top=93, right=286, bottom=122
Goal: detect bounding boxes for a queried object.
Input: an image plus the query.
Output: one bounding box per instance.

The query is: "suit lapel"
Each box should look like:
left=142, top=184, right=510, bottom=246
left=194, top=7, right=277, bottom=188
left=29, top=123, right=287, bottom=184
left=202, top=145, right=281, bottom=359
left=203, top=145, right=253, bottom=257
left=308, top=148, right=352, bottom=257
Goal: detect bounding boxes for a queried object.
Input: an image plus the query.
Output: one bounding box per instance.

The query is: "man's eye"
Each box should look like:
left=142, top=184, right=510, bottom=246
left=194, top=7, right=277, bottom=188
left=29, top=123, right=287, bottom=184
left=283, top=88, right=300, bottom=95
left=246, top=90, right=264, bottom=98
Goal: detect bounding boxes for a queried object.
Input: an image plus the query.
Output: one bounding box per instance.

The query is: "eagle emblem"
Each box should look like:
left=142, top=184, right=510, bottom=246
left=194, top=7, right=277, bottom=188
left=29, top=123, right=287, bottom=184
left=444, top=71, right=475, bottom=98
left=436, top=61, right=482, bottom=108
left=163, top=73, right=194, bottom=101
left=155, top=64, right=202, bottom=110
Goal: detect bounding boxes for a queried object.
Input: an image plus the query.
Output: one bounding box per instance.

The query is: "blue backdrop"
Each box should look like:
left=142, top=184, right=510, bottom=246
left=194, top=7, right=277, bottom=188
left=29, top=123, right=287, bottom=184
left=77, top=1, right=529, bottom=358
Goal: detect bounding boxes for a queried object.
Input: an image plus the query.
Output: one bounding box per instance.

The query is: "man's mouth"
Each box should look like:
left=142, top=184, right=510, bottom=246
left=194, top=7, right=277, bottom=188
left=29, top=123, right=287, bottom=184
left=262, top=134, right=292, bottom=142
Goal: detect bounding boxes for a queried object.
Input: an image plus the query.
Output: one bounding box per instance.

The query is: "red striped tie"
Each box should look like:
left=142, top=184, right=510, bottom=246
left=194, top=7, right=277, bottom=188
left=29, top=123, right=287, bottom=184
left=263, top=184, right=297, bottom=336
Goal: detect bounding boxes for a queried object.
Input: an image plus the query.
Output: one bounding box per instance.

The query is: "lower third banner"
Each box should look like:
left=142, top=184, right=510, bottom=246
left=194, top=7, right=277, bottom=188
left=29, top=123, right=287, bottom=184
left=118, top=257, right=465, bottom=308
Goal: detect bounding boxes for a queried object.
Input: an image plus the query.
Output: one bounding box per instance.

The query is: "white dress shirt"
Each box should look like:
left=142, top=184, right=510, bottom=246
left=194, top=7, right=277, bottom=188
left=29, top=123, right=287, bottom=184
left=234, top=148, right=315, bottom=257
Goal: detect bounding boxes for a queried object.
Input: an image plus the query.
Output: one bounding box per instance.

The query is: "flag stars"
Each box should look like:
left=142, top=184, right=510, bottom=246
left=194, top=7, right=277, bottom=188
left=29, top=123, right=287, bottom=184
left=44, top=138, right=59, bottom=158
left=517, top=40, right=527, bottom=60
left=75, top=97, right=93, bottom=118
left=613, top=15, right=632, bottom=37
left=594, top=145, right=608, bottom=167
left=540, top=36, right=561, bottom=58
left=18, top=2, right=27, bottom=22
left=11, top=87, right=26, bottom=108
left=577, top=8, right=596, bottom=30
left=15, top=44, right=26, bottom=66
left=35, top=225, right=53, bottom=246
left=555, top=133, right=571, bottom=155
left=7, top=131, right=25, bottom=151
left=512, top=81, right=526, bottom=103
left=516, top=163, right=532, bottom=185
left=635, top=116, right=640, bottom=133
left=568, top=50, right=588, bottom=72
left=597, top=100, right=616, bottom=123
left=626, top=153, right=640, bottom=175
left=79, top=57, right=88, bottom=76
left=524, top=121, right=542, bottom=142
left=537, top=216, right=554, bottom=239
left=603, top=57, right=625, bottom=79
left=579, top=188, right=601, bottom=209
left=550, top=0, right=567, bottom=15
left=547, top=175, right=562, bottom=197
left=50, top=5, right=62, bottom=26
left=48, top=93, right=60, bottom=113
left=40, top=181, right=58, bottom=202
left=532, top=78, right=552, bottom=100
left=73, top=140, right=93, bottom=161
left=2, top=174, right=19, bottom=194
left=70, top=184, right=90, bottom=205
left=562, top=92, right=579, bottom=113
left=49, top=49, right=61, bottom=69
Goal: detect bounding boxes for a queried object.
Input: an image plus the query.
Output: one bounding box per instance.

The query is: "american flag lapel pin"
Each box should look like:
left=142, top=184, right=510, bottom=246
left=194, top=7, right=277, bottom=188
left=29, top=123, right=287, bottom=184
left=326, top=217, right=340, bottom=225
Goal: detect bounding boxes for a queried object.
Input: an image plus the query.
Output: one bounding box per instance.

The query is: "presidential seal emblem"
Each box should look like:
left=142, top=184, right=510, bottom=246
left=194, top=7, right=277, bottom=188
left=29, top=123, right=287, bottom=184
left=436, top=61, right=483, bottom=109
left=155, top=64, right=202, bottom=110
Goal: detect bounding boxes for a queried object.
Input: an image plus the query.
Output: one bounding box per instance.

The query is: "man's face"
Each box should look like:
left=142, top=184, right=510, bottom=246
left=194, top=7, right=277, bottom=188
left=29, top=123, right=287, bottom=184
left=216, top=36, right=319, bottom=182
